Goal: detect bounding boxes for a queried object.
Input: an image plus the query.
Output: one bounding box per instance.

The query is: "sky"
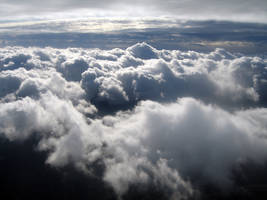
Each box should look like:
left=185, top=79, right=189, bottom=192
left=0, top=1, right=267, bottom=55
left=1, top=1, right=267, bottom=200
left=0, top=0, right=267, bottom=23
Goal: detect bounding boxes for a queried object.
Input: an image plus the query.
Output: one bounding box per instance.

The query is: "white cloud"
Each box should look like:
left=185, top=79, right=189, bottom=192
left=97, top=98, right=267, bottom=190
left=1, top=94, right=267, bottom=197
left=1, top=43, right=267, bottom=198
left=1, top=43, right=266, bottom=108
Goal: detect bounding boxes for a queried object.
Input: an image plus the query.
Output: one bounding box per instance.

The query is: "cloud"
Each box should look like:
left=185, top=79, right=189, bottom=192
left=0, top=0, right=267, bottom=23
left=1, top=43, right=267, bottom=109
left=127, top=43, right=158, bottom=60
left=1, top=43, right=267, bottom=198
left=0, top=86, right=194, bottom=198
left=79, top=43, right=266, bottom=109
left=99, top=98, right=267, bottom=191
left=1, top=20, right=267, bottom=56
left=1, top=95, right=267, bottom=198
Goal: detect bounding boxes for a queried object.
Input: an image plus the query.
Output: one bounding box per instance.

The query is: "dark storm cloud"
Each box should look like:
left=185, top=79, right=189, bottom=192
left=0, top=0, right=267, bottom=22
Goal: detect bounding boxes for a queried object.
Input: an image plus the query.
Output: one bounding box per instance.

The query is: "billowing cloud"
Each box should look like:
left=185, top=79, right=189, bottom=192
left=1, top=95, right=267, bottom=198
left=2, top=43, right=266, bottom=110
left=1, top=43, right=267, bottom=199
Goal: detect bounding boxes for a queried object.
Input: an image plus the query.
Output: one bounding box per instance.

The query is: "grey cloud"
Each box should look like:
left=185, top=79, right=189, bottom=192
left=16, top=79, right=40, bottom=98
left=59, top=59, right=89, bottom=82
left=127, top=43, right=158, bottom=60
left=0, top=72, right=21, bottom=98
left=1, top=20, right=267, bottom=56
left=0, top=0, right=267, bottom=22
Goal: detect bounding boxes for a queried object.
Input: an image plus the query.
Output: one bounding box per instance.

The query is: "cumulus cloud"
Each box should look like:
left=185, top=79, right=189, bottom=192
left=1, top=43, right=267, bottom=199
left=80, top=43, right=266, bottom=109
left=1, top=95, right=267, bottom=198
left=0, top=42, right=266, bottom=118
left=97, top=98, right=267, bottom=190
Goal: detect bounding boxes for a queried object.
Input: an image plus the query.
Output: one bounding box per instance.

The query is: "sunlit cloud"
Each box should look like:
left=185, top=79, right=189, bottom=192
left=1, top=1, right=267, bottom=199
left=1, top=43, right=267, bottom=199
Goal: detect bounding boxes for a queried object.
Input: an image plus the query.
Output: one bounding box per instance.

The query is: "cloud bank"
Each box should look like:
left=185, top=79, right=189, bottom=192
left=1, top=43, right=267, bottom=199
left=3, top=43, right=266, bottom=108
left=1, top=20, right=267, bottom=56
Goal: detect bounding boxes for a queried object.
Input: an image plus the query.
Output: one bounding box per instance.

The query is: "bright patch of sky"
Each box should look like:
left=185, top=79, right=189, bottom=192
left=0, top=0, right=266, bottom=23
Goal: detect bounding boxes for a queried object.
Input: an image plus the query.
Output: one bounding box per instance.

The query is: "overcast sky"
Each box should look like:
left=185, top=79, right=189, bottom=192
left=1, top=0, right=267, bottom=23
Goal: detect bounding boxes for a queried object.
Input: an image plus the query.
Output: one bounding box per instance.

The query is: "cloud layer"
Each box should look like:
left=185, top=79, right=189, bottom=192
left=3, top=42, right=265, bottom=109
left=1, top=43, right=267, bottom=199
left=1, top=0, right=267, bottom=23
left=1, top=20, right=267, bottom=56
